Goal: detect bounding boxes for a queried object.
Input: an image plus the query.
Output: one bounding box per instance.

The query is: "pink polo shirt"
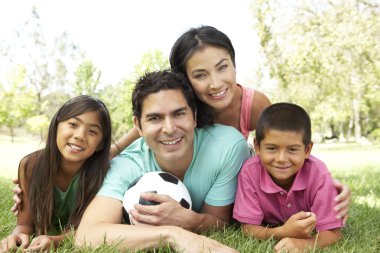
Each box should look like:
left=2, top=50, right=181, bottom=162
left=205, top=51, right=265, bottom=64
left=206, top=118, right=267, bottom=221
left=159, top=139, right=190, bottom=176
left=233, top=155, right=344, bottom=231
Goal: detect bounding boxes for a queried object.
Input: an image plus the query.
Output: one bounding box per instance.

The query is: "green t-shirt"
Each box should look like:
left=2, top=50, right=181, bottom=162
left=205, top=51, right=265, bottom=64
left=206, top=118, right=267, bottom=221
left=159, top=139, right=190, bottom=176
left=98, top=124, right=251, bottom=212
left=52, top=173, right=80, bottom=232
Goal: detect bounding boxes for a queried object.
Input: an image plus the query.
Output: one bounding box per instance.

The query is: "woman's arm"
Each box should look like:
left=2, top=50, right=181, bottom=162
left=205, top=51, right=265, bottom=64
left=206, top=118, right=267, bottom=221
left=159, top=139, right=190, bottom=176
left=109, top=126, right=140, bottom=159
left=249, top=90, right=271, bottom=131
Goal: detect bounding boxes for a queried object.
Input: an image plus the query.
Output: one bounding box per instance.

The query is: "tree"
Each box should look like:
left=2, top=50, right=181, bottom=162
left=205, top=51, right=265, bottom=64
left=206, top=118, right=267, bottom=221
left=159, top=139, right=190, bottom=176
left=0, top=65, right=37, bottom=142
left=252, top=0, right=380, bottom=142
left=74, top=60, right=102, bottom=96
left=101, top=50, right=169, bottom=139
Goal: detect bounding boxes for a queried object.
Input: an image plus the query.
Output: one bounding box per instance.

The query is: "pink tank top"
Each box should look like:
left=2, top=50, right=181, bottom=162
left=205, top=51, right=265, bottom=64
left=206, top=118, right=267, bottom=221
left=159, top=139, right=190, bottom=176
left=238, top=84, right=254, bottom=140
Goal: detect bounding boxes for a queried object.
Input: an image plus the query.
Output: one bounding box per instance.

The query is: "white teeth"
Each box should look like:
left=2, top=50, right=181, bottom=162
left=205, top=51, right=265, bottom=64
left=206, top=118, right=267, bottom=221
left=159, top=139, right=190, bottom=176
left=69, top=144, right=84, bottom=151
left=210, top=89, right=226, bottom=97
left=161, top=138, right=181, bottom=145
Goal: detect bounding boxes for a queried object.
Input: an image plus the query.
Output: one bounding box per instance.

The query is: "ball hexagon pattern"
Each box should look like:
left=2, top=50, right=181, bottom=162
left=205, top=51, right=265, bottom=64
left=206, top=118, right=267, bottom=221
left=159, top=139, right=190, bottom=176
left=122, top=171, right=192, bottom=224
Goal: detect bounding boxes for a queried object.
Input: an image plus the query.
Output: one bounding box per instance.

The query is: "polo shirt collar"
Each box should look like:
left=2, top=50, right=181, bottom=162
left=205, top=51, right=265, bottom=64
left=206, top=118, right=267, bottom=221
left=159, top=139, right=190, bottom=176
left=259, top=163, right=307, bottom=193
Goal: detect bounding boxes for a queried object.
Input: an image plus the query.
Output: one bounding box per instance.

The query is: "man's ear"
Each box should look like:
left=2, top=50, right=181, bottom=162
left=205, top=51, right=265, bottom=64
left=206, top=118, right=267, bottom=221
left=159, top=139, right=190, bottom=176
left=253, top=138, right=260, bottom=155
left=305, top=141, right=313, bottom=159
left=133, top=116, right=143, bottom=137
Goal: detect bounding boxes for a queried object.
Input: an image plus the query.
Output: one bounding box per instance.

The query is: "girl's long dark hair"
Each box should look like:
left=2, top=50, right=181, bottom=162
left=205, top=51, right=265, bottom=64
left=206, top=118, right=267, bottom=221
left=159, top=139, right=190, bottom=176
left=20, top=95, right=112, bottom=235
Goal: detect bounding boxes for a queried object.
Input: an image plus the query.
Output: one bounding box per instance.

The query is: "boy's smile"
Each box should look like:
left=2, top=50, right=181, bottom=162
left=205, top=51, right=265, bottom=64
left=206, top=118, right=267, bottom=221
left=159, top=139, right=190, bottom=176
left=254, top=129, right=312, bottom=191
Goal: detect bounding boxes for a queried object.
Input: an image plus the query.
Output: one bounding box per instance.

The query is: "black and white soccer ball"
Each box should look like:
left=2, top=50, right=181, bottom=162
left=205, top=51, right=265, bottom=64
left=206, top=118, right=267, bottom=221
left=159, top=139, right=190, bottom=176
left=122, top=171, right=192, bottom=224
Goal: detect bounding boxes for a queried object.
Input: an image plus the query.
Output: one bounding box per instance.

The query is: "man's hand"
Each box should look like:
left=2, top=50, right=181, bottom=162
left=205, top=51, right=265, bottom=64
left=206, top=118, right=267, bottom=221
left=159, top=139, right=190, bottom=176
left=0, top=233, right=29, bottom=253
left=279, top=211, right=316, bottom=239
left=129, top=192, right=191, bottom=228
left=170, top=226, right=238, bottom=253
left=333, top=179, right=351, bottom=224
left=11, top=178, right=22, bottom=217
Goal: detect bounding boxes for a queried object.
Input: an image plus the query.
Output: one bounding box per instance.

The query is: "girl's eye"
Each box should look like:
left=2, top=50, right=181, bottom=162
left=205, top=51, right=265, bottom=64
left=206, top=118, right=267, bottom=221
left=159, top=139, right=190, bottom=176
left=89, top=129, right=98, bottom=135
left=194, top=73, right=206, bottom=79
left=69, top=122, right=78, bottom=128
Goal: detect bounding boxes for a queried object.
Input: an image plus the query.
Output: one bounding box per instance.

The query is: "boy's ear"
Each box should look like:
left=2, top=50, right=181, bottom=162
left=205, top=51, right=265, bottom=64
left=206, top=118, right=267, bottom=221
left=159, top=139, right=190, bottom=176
left=305, top=141, right=313, bottom=159
left=133, top=116, right=143, bottom=137
left=253, top=138, right=260, bottom=155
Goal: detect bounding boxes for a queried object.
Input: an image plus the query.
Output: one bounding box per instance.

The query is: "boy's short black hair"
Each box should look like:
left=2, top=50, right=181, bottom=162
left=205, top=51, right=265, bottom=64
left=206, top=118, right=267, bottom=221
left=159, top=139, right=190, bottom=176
left=255, top=102, right=311, bottom=147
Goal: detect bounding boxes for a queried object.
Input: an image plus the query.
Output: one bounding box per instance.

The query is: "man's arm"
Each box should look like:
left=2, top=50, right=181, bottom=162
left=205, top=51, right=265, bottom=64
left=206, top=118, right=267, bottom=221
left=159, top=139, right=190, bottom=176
left=129, top=192, right=232, bottom=233
left=75, top=196, right=238, bottom=252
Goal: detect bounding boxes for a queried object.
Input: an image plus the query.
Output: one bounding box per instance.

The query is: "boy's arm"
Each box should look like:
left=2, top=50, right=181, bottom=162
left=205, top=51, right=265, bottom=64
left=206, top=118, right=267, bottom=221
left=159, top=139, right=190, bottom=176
left=274, top=228, right=342, bottom=252
left=242, top=211, right=316, bottom=240
left=109, top=127, right=140, bottom=159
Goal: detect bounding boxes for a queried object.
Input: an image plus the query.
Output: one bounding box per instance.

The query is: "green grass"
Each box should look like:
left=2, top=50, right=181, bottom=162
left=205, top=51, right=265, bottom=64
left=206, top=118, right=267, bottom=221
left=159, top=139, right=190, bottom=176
left=0, top=137, right=379, bottom=252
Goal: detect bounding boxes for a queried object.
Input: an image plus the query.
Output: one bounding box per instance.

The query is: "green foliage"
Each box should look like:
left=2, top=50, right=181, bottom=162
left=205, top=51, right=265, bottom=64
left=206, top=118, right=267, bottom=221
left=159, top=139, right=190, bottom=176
left=252, top=0, right=380, bottom=142
left=74, top=60, right=102, bottom=96
left=0, top=65, right=37, bottom=141
left=26, top=115, right=49, bottom=140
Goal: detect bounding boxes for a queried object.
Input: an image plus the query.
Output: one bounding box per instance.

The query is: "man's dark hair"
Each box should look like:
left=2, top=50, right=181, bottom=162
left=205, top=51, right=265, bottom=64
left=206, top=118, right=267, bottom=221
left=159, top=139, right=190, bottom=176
left=132, top=69, right=210, bottom=126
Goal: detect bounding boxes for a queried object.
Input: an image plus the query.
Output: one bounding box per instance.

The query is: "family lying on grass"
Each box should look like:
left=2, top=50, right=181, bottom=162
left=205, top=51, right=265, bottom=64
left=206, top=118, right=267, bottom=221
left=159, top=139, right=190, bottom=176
left=0, top=26, right=350, bottom=253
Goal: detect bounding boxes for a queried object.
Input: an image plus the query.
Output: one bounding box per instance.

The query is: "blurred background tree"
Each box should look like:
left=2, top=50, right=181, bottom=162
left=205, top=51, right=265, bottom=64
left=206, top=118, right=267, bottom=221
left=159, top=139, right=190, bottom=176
left=251, top=0, right=380, bottom=143
left=0, top=1, right=378, bottom=144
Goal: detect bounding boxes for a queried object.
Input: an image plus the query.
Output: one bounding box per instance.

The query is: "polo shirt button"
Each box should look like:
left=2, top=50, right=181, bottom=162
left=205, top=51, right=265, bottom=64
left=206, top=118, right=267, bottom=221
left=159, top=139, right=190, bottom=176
left=287, top=203, right=292, bottom=208
left=280, top=192, right=284, bottom=195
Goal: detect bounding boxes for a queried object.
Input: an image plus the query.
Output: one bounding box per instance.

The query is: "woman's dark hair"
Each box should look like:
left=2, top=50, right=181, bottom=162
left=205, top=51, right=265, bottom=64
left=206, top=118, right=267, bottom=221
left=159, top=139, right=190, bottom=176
left=169, top=25, right=235, bottom=127
left=20, top=95, right=112, bottom=234
left=255, top=102, right=312, bottom=147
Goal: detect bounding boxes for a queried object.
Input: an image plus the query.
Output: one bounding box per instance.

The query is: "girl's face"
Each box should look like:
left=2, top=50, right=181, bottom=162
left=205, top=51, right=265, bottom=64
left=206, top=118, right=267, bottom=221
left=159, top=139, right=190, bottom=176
left=56, top=111, right=103, bottom=169
left=185, top=46, right=237, bottom=111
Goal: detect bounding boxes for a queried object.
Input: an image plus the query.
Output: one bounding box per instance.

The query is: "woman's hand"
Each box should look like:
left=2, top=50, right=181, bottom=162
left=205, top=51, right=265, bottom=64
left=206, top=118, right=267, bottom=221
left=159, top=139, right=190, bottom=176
left=334, top=179, right=351, bottom=224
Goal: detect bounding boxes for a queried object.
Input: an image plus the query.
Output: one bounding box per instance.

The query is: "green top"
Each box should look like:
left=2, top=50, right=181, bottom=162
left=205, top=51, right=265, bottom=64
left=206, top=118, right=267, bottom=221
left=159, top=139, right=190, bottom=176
left=52, top=173, right=80, bottom=232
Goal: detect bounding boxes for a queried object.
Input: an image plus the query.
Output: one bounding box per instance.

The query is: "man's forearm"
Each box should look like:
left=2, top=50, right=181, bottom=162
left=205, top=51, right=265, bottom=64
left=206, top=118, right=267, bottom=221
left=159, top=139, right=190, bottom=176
left=75, top=223, right=177, bottom=251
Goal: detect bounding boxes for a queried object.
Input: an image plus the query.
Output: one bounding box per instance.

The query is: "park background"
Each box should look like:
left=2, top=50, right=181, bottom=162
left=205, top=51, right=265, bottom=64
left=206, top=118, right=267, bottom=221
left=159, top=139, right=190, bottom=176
left=0, top=0, right=379, bottom=252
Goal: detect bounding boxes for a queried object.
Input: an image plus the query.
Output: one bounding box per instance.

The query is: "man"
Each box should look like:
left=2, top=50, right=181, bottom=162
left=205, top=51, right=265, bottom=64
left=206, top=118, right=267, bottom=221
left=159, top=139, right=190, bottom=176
left=75, top=70, right=250, bottom=252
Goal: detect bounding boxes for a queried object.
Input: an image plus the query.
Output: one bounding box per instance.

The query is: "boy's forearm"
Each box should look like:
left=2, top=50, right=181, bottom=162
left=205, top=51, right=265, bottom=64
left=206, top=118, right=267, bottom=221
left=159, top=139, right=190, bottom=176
left=242, top=224, right=287, bottom=240
left=310, top=229, right=342, bottom=248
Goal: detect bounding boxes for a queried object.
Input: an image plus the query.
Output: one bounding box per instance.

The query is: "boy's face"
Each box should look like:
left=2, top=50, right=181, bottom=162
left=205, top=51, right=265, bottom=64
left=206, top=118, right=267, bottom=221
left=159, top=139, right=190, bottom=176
left=254, top=129, right=313, bottom=190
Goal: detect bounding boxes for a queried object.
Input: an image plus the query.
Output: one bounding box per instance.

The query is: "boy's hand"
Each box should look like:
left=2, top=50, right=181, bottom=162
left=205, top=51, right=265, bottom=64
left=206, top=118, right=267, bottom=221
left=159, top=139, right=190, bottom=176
left=11, top=178, right=22, bottom=216
left=274, top=237, right=311, bottom=253
left=280, top=211, right=316, bottom=238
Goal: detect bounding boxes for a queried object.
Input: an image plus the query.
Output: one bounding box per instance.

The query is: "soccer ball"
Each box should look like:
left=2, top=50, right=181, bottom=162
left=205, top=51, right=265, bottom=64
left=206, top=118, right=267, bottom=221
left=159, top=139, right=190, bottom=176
left=122, top=171, right=192, bottom=224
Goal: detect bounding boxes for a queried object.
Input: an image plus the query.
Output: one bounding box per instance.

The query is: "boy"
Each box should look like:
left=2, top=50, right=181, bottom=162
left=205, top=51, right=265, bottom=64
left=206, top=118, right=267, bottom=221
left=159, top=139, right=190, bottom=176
left=233, top=102, right=343, bottom=252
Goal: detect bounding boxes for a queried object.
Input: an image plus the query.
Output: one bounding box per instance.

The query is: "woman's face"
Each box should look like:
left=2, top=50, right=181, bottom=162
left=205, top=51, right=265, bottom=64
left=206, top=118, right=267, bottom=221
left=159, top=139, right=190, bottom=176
left=185, top=46, right=237, bottom=111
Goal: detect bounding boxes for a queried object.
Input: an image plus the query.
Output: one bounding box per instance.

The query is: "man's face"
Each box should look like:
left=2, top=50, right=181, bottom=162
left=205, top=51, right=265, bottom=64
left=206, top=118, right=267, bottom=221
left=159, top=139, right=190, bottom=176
left=134, top=89, right=196, bottom=169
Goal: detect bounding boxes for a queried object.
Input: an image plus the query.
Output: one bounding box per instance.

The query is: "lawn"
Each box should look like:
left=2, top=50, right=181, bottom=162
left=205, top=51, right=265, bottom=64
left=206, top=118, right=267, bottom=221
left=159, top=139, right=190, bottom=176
left=0, top=136, right=379, bottom=252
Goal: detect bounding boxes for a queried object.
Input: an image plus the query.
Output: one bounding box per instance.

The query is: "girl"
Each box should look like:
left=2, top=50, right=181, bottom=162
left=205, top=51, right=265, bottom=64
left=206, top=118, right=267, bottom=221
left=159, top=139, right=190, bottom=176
left=1, top=95, right=111, bottom=252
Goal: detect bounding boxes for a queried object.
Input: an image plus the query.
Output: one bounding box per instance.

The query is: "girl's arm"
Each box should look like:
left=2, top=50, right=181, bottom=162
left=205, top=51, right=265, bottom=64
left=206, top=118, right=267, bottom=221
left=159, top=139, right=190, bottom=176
left=109, top=126, right=140, bottom=159
left=274, top=228, right=342, bottom=252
